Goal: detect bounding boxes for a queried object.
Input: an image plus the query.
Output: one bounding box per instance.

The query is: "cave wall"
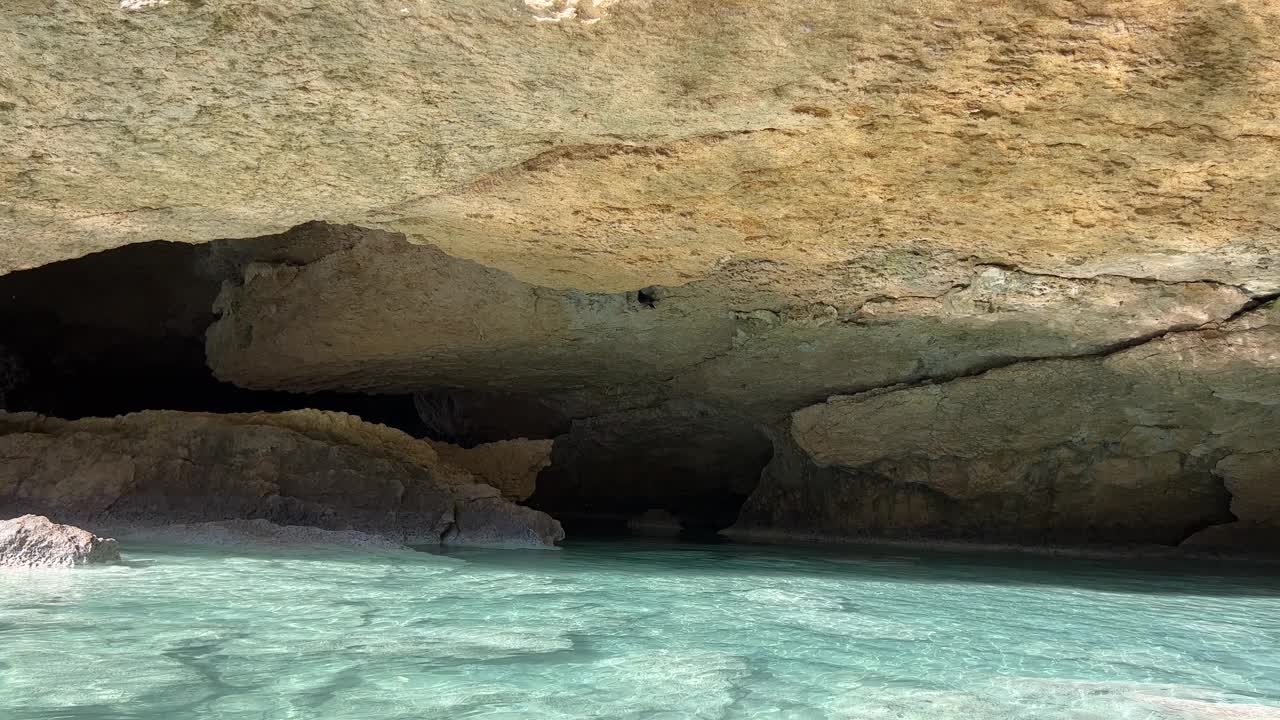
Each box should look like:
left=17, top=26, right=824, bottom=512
left=0, top=409, right=562, bottom=546
left=199, top=223, right=1277, bottom=547
left=2, top=0, right=1279, bottom=549
left=0, top=229, right=427, bottom=431
left=204, top=225, right=1258, bottom=422
left=733, top=301, right=1280, bottom=547
left=4, top=1, right=1278, bottom=297
left=0, top=220, right=1275, bottom=548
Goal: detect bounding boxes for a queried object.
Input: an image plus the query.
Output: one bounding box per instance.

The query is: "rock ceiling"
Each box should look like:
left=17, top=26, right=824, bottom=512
left=3, top=0, right=1276, bottom=294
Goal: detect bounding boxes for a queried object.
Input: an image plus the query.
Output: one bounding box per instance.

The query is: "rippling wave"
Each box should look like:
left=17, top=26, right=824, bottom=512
left=1, top=539, right=1278, bottom=719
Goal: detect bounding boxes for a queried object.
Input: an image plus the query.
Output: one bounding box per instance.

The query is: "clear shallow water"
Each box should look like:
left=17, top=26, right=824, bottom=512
left=1, top=539, right=1279, bottom=720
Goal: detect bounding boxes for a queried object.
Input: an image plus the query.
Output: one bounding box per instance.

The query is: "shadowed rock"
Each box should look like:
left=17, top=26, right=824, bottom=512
left=109, top=519, right=409, bottom=550
left=0, top=410, right=563, bottom=547
left=732, top=301, right=1280, bottom=548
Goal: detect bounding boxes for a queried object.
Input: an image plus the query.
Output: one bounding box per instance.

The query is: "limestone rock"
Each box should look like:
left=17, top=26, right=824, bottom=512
left=4, top=0, right=1280, bottom=552
left=732, top=301, right=1280, bottom=546
left=428, top=438, right=554, bottom=502
left=445, top=495, right=569, bottom=548
left=109, top=519, right=409, bottom=550
left=413, top=388, right=570, bottom=446
left=0, top=514, right=120, bottom=568
left=197, top=225, right=1275, bottom=544
left=1181, top=450, right=1280, bottom=550
left=0, top=410, right=563, bottom=547
left=2, top=1, right=1277, bottom=297
left=205, top=224, right=1256, bottom=422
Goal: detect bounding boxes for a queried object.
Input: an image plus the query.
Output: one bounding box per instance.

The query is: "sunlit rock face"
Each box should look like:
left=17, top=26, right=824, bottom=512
left=204, top=225, right=1256, bottom=421
left=4, top=0, right=1278, bottom=292
left=1, top=0, right=1279, bottom=548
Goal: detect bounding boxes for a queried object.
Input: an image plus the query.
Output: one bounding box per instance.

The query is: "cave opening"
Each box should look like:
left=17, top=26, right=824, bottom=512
left=0, top=239, right=427, bottom=433
left=524, top=400, right=775, bottom=537
left=0, top=225, right=774, bottom=540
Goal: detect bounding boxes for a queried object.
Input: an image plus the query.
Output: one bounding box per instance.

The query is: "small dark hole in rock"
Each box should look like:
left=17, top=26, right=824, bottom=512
left=637, top=287, right=658, bottom=308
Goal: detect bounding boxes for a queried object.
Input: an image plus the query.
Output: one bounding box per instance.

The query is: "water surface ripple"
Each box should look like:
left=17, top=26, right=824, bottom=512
left=2, top=539, right=1278, bottom=719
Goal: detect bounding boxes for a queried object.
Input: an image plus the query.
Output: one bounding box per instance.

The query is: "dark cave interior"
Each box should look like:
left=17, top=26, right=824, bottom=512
left=0, top=237, right=772, bottom=536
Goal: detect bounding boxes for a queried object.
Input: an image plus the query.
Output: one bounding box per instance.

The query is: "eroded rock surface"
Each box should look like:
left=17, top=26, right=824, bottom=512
left=413, top=388, right=569, bottom=446
left=732, top=301, right=1280, bottom=545
left=0, top=514, right=120, bottom=568
left=0, top=410, right=563, bottom=547
left=530, top=400, right=772, bottom=531
left=429, top=438, right=554, bottom=502
left=2, top=0, right=1279, bottom=550
left=1183, top=450, right=1280, bottom=550
left=3, top=1, right=1278, bottom=296
left=205, top=224, right=1258, bottom=422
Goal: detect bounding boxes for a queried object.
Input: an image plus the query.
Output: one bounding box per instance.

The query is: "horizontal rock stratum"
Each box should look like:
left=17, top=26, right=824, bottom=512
left=0, top=410, right=564, bottom=547
left=0, top=0, right=1277, bottom=551
left=3, top=1, right=1277, bottom=292
left=733, top=299, right=1280, bottom=547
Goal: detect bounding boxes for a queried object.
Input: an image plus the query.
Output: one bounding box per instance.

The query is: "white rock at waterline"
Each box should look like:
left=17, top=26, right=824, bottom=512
left=0, top=515, right=120, bottom=568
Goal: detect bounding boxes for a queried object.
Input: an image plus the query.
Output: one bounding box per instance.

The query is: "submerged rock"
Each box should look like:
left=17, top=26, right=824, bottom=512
left=0, top=410, right=563, bottom=547
left=0, top=514, right=120, bottom=568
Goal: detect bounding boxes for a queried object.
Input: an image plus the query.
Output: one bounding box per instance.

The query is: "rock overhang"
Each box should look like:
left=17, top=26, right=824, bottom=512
left=2, top=0, right=1279, bottom=549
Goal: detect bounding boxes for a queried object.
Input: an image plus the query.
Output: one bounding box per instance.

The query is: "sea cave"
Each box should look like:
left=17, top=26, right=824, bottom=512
left=1, top=1, right=1278, bottom=717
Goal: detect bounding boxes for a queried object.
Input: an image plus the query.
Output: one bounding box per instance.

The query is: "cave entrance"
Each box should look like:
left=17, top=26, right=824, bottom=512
left=0, top=237, right=425, bottom=432
left=0, top=224, right=775, bottom=539
left=410, top=391, right=775, bottom=537
left=524, top=401, right=774, bottom=537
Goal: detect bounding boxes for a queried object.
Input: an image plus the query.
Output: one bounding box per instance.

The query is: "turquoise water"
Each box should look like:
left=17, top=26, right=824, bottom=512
left=2, top=539, right=1279, bottom=720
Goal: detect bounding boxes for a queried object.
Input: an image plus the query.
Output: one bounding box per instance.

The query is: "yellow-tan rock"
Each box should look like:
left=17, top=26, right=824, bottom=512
left=3, top=1, right=1276, bottom=295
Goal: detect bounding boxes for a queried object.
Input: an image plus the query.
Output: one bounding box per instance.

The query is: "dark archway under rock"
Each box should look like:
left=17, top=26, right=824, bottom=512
left=2, top=220, right=1276, bottom=552
left=0, top=227, right=776, bottom=537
